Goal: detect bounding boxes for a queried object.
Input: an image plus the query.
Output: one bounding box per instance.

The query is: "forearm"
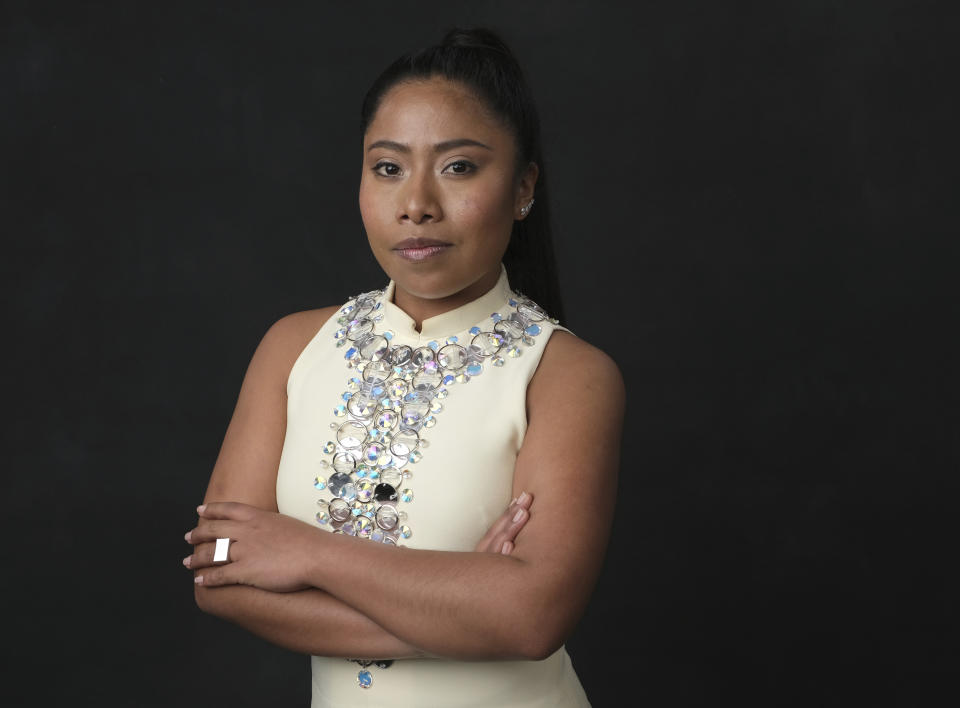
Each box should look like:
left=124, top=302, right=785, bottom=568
left=306, top=535, right=576, bottom=661
left=194, top=582, right=426, bottom=659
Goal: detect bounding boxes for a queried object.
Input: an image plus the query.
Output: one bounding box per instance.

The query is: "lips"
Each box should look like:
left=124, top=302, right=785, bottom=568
left=394, top=237, right=451, bottom=249
left=393, top=237, right=452, bottom=262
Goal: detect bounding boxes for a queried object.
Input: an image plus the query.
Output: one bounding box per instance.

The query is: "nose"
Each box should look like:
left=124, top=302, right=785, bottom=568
left=397, top=172, right=442, bottom=225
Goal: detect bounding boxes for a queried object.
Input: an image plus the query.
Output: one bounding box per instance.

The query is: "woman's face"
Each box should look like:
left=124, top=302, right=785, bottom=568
left=359, top=77, right=537, bottom=302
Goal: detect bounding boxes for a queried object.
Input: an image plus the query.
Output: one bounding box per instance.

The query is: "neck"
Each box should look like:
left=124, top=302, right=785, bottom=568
left=391, top=266, right=502, bottom=333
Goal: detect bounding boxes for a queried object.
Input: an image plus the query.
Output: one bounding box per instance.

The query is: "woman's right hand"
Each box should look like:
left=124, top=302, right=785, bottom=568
left=473, top=491, right=533, bottom=555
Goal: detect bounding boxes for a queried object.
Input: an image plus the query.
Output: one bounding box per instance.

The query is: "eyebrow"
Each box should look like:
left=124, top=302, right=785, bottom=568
left=367, top=138, right=494, bottom=153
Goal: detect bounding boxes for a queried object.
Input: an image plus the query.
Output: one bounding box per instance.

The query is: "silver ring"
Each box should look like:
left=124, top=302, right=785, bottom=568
left=213, top=537, right=231, bottom=563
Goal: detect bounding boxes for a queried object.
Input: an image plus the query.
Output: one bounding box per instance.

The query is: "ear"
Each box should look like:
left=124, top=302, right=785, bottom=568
left=514, top=162, right=540, bottom=220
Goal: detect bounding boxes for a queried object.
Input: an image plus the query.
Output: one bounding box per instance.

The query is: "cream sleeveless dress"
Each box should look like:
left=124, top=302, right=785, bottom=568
left=276, top=264, right=591, bottom=707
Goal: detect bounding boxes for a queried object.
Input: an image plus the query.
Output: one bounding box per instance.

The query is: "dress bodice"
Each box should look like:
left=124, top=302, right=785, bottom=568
left=275, top=264, right=590, bottom=707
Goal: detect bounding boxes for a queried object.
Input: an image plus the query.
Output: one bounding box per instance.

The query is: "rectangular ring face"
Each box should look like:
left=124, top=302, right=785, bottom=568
left=214, top=537, right=230, bottom=562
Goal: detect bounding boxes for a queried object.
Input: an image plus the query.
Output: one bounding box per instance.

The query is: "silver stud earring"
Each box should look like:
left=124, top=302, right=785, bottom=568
left=519, top=198, right=535, bottom=218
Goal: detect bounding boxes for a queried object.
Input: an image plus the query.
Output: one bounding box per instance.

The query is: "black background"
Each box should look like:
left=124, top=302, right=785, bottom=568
left=4, top=1, right=957, bottom=706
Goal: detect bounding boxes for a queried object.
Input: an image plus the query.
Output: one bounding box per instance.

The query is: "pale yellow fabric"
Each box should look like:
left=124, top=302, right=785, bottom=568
left=276, top=264, right=590, bottom=707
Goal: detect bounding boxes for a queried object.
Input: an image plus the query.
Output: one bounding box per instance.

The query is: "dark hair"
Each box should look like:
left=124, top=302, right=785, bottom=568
left=360, top=27, right=565, bottom=324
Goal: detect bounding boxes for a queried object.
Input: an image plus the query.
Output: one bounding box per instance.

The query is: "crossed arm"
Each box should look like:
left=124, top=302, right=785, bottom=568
left=186, top=308, right=624, bottom=661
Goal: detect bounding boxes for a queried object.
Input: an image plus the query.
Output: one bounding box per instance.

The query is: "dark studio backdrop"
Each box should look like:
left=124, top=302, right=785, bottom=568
left=4, top=1, right=957, bottom=706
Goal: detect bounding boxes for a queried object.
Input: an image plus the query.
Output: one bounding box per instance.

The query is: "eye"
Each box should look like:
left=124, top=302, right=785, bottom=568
left=372, top=161, right=402, bottom=177
left=443, top=160, right=476, bottom=175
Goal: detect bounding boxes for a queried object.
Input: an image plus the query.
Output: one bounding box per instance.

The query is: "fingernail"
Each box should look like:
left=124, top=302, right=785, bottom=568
left=194, top=575, right=203, bottom=585
left=184, top=531, right=192, bottom=543
left=513, top=508, right=525, bottom=523
left=197, top=504, right=206, bottom=513
left=500, top=541, right=512, bottom=554
left=510, top=497, right=517, bottom=506
left=517, top=491, right=530, bottom=505
left=182, top=556, right=191, bottom=568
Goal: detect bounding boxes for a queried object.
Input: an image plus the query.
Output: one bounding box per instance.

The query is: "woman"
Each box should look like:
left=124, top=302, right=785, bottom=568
left=184, top=27, right=624, bottom=707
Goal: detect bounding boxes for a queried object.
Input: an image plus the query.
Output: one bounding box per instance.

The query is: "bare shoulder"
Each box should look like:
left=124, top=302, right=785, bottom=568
left=528, top=329, right=625, bottom=411
left=266, top=305, right=341, bottom=352
left=254, top=305, right=341, bottom=384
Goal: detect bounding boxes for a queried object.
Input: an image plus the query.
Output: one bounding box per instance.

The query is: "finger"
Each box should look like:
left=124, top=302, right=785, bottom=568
left=184, top=515, right=216, bottom=545
left=194, top=564, right=241, bottom=588
left=183, top=541, right=210, bottom=570
left=184, top=520, right=238, bottom=545
left=197, top=501, right=256, bottom=521
left=491, top=505, right=529, bottom=551
left=474, top=491, right=533, bottom=553
left=486, top=495, right=534, bottom=554
left=183, top=540, right=237, bottom=570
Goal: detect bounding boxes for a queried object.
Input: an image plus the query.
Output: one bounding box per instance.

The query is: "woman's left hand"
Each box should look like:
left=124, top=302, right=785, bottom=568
left=183, top=502, right=321, bottom=592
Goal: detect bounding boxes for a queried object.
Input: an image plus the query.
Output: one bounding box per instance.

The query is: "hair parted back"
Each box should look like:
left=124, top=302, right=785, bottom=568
left=360, top=27, right=565, bottom=324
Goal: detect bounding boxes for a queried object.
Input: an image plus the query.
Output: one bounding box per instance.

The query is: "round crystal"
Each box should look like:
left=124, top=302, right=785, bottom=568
left=355, top=517, right=373, bottom=538
left=412, top=369, right=441, bottom=391
left=360, top=360, right=391, bottom=384
left=356, top=480, right=375, bottom=503
left=374, top=483, right=398, bottom=502
left=376, top=410, right=398, bottom=430
left=328, top=473, right=356, bottom=502
left=389, top=380, right=408, bottom=398
left=358, top=334, right=389, bottom=361
left=376, top=504, right=399, bottom=529
left=336, top=421, right=367, bottom=449
left=494, top=319, right=524, bottom=342
left=332, top=452, right=356, bottom=474
left=401, top=401, right=429, bottom=427
left=346, top=318, right=374, bottom=341
left=390, top=428, right=420, bottom=457
left=437, top=344, right=467, bottom=371
left=328, top=498, right=350, bottom=522
left=471, top=331, right=503, bottom=356
left=412, top=347, right=435, bottom=367
left=351, top=298, right=375, bottom=320
left=363, top=443, right=385, bottom=465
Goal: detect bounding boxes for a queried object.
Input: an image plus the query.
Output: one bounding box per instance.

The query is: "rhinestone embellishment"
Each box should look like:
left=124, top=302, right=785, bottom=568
left=316, top=287, right=550, bottom=544
left=316, top=284, right=556, bottom=687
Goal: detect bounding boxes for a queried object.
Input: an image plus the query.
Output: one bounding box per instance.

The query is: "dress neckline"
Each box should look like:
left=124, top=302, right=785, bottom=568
left=379, top=264, right=512, bottom=344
